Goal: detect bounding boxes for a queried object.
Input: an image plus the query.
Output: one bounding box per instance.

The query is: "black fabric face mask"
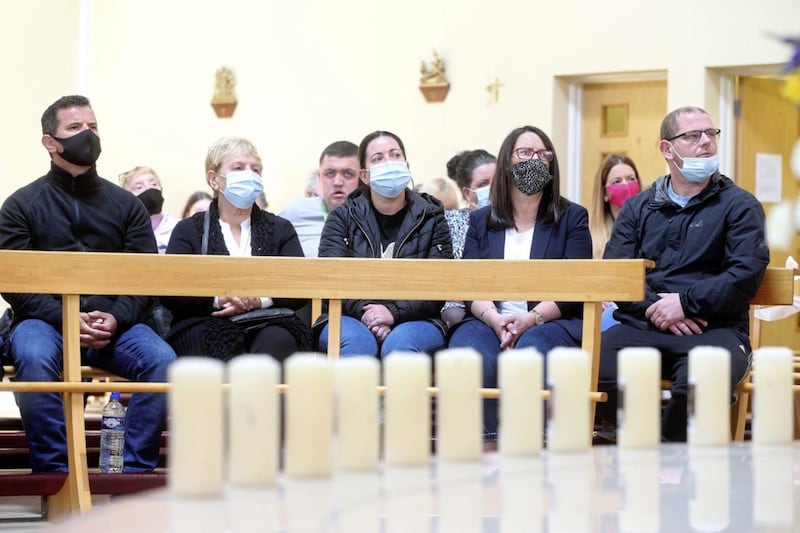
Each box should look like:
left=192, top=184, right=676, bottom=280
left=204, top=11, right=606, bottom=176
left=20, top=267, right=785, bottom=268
left=52, top=129, right=102, bottom=166
left=510, top=159, right=552, bottom=196
left=137, top=188, right=165, bottom=215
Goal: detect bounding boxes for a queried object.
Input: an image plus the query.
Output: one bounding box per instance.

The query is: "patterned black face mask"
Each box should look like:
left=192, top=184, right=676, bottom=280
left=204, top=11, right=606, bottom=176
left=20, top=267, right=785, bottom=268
left=510, top=159, right=552, bottom=196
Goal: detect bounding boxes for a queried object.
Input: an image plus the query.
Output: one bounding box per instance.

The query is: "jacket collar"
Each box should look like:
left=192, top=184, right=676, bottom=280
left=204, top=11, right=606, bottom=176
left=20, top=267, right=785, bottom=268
left=650, top=171, right=724, bottom=208
left=46, top=161, right=102, bottom=193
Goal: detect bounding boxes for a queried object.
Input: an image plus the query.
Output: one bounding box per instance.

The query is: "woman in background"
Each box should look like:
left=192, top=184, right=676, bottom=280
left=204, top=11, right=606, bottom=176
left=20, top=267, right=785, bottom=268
left=588, top=154, right=642, bottom=331
left=119, top=166, right=179, bottom=254
left=182, top=190, right=212, bottom=218
left=588, top=154, right=642, bottom=259
left=439, top=149, right=497, bottom=327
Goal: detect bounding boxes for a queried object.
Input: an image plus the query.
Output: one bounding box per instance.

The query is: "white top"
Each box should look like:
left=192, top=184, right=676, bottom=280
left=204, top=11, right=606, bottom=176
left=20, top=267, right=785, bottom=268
left=153, top=213, right=179, bottom=254
left=500, top=226, right=534, bottom=315
left=213, top=217, right=272, bottom=309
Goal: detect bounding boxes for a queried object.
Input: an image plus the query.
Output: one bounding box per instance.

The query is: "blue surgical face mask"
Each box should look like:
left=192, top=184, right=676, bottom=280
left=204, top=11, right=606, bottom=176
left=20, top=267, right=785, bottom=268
left=468, top=185, right=491, bottom=209
left=369, top=161, right=412, bottom=199
left=670, top=144, right=719, bottom=183
left=221, top=169, right=264, bottom=209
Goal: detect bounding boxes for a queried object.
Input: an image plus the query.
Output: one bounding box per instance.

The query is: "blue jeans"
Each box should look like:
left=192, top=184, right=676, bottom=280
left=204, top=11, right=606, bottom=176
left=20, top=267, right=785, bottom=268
left=448, top=318, right=577, bottom=437
left=318, top=316, right=445, bottom=357
left=8, top=319, right=175, bottom=472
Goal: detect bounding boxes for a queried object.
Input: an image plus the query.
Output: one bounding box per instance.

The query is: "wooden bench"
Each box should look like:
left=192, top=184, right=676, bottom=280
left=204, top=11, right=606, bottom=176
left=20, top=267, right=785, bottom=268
left=0, top=250, right=650, bottom=519
left=730, top=270, right=800, bottom=440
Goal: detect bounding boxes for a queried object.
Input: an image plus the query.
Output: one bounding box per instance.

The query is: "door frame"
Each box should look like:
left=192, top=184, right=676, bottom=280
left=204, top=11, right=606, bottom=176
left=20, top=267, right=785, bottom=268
left=714, top=64, right=783, bottom=183
left=562, top=71, right=666, bottom=204
left=562, top=66, right=783, bottom=201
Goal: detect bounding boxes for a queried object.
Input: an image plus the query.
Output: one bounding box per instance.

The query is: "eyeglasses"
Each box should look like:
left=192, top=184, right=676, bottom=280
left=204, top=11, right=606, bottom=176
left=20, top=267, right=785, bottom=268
left=512, top=148, right=554, bottom=162
left=666, top=128, right=721, bottom=144
left=321, top=168, right=359, bottom=180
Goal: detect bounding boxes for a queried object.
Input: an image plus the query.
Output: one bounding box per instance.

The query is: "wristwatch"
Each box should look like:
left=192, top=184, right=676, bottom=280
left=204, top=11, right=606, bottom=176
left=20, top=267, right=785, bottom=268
left=530, top=309, right=545, bottom=326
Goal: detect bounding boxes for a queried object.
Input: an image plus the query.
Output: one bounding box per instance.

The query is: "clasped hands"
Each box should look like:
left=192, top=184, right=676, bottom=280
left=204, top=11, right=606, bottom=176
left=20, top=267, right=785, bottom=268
left=645, top=293, right=707, bottom=335
left=362, top=304, right=394, bottom=342
left=79, top=310, right=117, bottom=348
left=212, top=296, right=262, bottom=318
left=484, top=310, right=538, bottom=350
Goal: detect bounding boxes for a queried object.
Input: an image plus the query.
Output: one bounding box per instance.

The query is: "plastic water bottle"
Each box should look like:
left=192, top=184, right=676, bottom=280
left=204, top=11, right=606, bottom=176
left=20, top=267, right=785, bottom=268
left=99, top=392, right=126, bottom=473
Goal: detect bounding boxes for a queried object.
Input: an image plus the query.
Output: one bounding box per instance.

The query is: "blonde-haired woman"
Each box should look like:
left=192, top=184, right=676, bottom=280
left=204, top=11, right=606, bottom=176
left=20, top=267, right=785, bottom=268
left=119, top=166, right=179, bottom=254
left=163, top=137, right=310, bottom=361
left=589, top=154, right=642, bottom=331
left=588, top=154, right=641, bottom=259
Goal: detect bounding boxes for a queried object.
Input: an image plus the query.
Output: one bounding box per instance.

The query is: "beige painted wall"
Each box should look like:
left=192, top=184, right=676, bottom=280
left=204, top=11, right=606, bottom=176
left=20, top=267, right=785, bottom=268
left=1, top=0, right=797, bottom=216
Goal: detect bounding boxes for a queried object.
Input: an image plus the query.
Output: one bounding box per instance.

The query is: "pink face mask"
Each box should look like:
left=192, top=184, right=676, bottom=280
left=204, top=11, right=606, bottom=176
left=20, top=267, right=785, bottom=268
left=605, top=181, right=640, bottom=208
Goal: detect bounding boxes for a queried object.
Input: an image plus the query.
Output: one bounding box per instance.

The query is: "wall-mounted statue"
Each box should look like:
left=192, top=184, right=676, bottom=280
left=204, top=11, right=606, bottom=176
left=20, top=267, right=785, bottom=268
left=419, top=50, right=450, bottom=103
left=211, top=67, right=238, bottom=118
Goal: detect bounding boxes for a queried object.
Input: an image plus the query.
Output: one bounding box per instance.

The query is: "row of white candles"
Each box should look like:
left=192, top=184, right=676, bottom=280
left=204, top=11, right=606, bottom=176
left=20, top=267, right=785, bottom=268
left=167, top=345, right=796, bottom=496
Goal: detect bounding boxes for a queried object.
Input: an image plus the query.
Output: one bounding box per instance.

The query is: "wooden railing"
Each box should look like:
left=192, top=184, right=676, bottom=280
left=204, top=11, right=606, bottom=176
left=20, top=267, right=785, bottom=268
left=0, top=251, right=653, bottom=518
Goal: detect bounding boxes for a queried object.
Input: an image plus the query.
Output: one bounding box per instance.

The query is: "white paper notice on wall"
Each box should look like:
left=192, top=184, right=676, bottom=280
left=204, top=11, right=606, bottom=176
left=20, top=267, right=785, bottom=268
left=755, top=153, right=782, bottom=203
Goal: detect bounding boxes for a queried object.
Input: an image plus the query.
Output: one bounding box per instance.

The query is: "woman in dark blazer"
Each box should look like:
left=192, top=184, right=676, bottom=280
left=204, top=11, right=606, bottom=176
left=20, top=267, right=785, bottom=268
left=163, top=136, right=310, bottom=362
left=447, top=125, right=592, bottom=442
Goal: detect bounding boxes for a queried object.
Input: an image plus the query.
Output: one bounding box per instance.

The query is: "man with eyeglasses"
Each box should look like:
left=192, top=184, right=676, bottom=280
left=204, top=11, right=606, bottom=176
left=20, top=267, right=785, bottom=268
left=598, top=106, right=769, bottom=442
left=279, top=140, right=361, bottom=257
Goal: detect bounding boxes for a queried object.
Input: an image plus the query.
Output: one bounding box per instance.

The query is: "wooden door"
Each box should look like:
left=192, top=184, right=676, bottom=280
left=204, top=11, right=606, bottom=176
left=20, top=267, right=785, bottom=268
left=735, top=76, right=800, bottom=350
left=580, top=81, right=667, bottom=206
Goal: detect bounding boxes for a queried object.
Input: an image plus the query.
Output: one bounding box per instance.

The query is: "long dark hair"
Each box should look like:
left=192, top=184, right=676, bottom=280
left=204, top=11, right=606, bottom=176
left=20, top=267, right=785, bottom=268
left=488, top=125, right=568, bottom=230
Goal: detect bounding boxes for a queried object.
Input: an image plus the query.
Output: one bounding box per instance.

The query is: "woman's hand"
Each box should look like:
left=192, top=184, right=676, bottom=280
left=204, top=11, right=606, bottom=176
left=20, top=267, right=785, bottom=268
left=212, top=296, right=262, bottom=317
left=499, top=313, right=536, bottom=349
left=362, top=304, right=394, bottom=341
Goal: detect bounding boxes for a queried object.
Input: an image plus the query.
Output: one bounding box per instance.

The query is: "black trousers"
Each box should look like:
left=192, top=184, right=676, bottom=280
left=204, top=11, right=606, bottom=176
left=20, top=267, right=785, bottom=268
left=598, top=324, right=751, bottom=442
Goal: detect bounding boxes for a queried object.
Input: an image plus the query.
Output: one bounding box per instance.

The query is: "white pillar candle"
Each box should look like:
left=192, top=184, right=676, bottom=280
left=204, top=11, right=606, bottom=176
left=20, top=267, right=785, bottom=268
left=617, top=347, right=661, bottom=449
left=546, top=347, right=590, bottom=452
left=383, top=468, right=432, bottom=533
left=435, top=348, right=482, bottom=461
left=500, top=458, right=545, bottom=533
left=753, top=446, right=795, bottom=528
left=752, top=347, right=794, bottom=445
left=546, top=452, right=591, bottom=531
left=168, top=357, right=225, bottom=497
left=688, top=346, right=730, bottom=446
left=285, top=353, right=333, bottom=478
left=335, top=356, right=380, bottom=471
left=618, top=450, right=660, bottom=532
left=384, top=352, right=431, bottom=466
left=435, top=462, right=483, bottom=531
left=689, top=448, right=730, bottom=531
left=228, top=354, right=280, bottom=486
left=499, top=348, right=543, bottom=456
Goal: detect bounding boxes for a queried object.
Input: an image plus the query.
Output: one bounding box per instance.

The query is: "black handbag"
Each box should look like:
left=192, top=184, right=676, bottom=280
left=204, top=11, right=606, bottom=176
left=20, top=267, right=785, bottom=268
left=229, top=307, right=296, bottom=332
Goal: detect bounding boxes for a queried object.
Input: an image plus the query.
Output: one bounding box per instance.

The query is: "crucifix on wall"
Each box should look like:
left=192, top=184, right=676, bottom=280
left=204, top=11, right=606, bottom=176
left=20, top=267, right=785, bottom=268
left=486, top=77, right=503, bottom=104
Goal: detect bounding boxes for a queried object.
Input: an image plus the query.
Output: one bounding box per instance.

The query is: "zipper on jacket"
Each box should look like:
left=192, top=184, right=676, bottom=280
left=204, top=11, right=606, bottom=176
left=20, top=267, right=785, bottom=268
left=349, top=206, right=376, bottom=257
left=395, top=211, right=427, bottom=257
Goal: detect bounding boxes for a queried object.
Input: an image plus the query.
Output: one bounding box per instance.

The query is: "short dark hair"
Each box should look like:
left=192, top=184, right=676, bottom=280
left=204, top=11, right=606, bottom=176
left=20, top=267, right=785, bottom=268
left=41, top=95, right=91, bottom=136
left=489, top=125, right=567, bottom=230
left=660, top=106, right=708, bottom=140
left=319, top=141, right=358, bottom=165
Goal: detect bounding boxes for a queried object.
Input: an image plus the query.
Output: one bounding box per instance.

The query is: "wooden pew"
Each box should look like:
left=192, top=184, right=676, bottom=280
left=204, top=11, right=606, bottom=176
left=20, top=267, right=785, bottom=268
left=0, top=250, right=650, bottom=519
left=657, top=268, right=797, bottom=440
left=730, top=269, right=798, bottom=440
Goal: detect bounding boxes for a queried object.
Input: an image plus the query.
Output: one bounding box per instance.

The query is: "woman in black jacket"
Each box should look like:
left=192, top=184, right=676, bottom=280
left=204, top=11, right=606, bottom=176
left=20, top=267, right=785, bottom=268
left=316, top=130, right=453, bottom=357
left=163, top=136, right=310, bottom=361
